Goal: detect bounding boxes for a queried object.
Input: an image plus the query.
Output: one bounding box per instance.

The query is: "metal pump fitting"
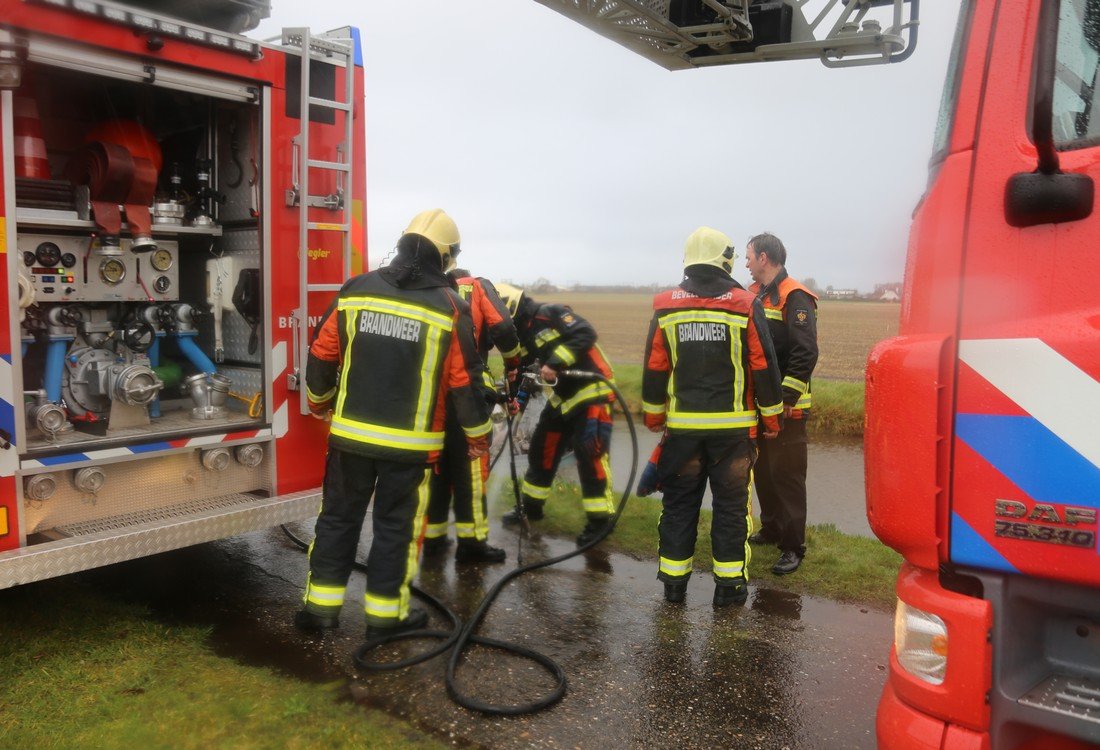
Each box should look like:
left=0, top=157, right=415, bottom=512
left=72, top=466, right=106, bottom=495
left=24, top=473, right=57, bottom=501
left=201, top=447, right=231, bottom=472
left=234, top=443, right=264, bottom=468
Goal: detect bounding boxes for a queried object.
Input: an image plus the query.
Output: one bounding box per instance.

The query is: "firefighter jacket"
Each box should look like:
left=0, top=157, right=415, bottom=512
left=454, top=276, right=522, bottom=369
left=642, top=265, right=784, bottom=438
left=750, top=269, right=819, bottom=419
left=514, top=297, right=615, bottom=416
left=306, top=266, right=493, bottom=464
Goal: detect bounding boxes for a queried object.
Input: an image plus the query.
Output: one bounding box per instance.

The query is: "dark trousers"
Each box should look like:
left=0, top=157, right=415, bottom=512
left=521, top=403, right=614, bottom=519
left=426, top=408, right=490, bottom=542
left=656, top=433, right=756, bottom=584
left=304, top=449, right=430, bottom=626
left=755, top=418, right=808, bottom=555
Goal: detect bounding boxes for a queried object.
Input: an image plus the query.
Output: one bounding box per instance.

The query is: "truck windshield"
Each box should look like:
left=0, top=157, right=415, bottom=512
left=1053, top=0, right=1100, bottom=147
left=930, top=1, right=974, bottom=164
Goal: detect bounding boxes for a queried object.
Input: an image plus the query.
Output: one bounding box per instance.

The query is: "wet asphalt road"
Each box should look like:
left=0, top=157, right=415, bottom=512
left=72, top=516, right=891, bottom=749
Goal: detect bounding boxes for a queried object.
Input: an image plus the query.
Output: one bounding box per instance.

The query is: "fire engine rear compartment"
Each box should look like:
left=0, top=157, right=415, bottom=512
left=6, top=49, right=281, bottom=559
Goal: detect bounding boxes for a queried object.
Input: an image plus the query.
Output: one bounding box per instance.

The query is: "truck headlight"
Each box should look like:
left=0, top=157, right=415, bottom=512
left=894, top=600, right=948, bottom=685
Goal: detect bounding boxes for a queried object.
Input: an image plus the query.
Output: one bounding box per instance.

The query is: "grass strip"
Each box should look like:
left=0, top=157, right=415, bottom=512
left=496, top=480, right=900, bottom=611
left=0, top=581, right=445, bottom=750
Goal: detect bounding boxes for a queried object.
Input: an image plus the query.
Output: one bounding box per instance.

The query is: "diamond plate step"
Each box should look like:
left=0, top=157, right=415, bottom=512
left=0, top=489, right=320, bottom=590
left=1020, top=674, right=1100, bottom=724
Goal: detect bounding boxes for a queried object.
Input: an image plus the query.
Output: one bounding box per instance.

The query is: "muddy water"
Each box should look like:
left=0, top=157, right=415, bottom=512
left=68, top=520, right=890, bottom=749
left=493, top=416, right=871, bottom=537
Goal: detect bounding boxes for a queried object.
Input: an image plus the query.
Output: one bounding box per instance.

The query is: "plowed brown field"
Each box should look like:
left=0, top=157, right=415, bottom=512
left=548, top=292, right=899, bottom=381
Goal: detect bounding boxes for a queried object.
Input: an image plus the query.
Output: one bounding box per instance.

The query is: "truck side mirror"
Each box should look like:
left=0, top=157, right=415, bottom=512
left=1004, top=171, right=1094, bottom=228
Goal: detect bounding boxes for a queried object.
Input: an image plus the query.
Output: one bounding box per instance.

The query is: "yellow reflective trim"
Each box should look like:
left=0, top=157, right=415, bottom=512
left=782, top=376, right=809, bottom=394
left=659, top=556, right=693, bottom=576
left=396, top=468, right=432, bottom=620
left=552, top=345, right=576, bottom=366
left=557, top=381, right=613, bottom=415
left=500, top=343, right=521, bottom=359
left=334, top=305, right=358, bottom=416
left=758, top=401, right=784, bottom=418
left=535, top=328, right=561, bottom=346
left=642, top=401, right=667, bottom=415
left=364, top=594, right=401, bottom=617
left=424, top=522, right=449, bottom=539
left=666, top=410, right=758, bottom=430
left=307, top=385, right=336, bottom=404
left=462, top=417, right=493, bottom=439
left=330, top=415, right=444, bottom=451
left=414, top=324, right=444, bottom=433
left=764, top=308, right=783, bottom=321
left=795, top=393, right=812, bottom=409
left=339, top=296, right=453, bottom=330
left=522, top=480, right=552, bottom=500
left=658, top=310, right=748, bottom=329
left=712, top=559, right=745, bottom=578
left=469, top=456, right=487, bottom=540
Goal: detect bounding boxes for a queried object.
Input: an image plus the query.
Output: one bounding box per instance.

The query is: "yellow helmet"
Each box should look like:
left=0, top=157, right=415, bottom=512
left=494, top=282, right=525, bottom=318
left=402, top=208, right=461, bottom=271
left=682, top=226, right=736, bottom=274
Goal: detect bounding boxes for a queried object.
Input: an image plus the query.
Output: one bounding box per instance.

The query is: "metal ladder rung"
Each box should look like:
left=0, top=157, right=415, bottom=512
left=307, top=222, right=350, bottom=231
left=308, top=96, right=351, bottom=112
left=307, top=284, right=344, bottom=292
left=307, top=159, right=351, bottom=172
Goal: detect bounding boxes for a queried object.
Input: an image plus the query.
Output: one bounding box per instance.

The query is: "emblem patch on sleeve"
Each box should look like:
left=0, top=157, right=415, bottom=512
left=561, top=312, right=577, bottom=327
left=794, top=309, right=809, bottom=325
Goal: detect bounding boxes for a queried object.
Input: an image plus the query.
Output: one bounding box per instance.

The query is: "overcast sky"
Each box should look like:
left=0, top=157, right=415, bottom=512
left=258, top=1, right=963, bottom=292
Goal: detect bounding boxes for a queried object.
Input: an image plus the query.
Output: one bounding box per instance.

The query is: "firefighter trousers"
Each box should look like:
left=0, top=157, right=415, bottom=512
left=755, top=418, right=808, bottom=556
left=302, top=449, right=430, bottom=627
left=426, top=408, right=490, bottom=542
left=521, top=403, right=615, bottom=520
left=656, top=433, right=756, bottom=584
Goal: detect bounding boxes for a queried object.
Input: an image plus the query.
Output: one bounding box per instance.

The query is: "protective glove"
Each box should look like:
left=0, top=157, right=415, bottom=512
left=644, top=411, right=666, bottom=432
left=467, top=435, right=489, bottom=458
left=580, top=404, right=612, bottom=459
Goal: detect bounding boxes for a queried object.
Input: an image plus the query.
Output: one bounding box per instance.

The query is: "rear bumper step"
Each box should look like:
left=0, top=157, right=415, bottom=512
left=0, top=489, right=320, bottom=590
left=1020, top=674, right=1100, bottom=725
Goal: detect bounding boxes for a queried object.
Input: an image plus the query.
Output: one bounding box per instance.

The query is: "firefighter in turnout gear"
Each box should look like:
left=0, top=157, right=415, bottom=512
left=642, top=227, right=784, bottom=606
left=746, top=232, right=819, bottom=575
left=496, top=283, right=618, bottom=547
left=424, top=269, right=522, bottom=563
left=295, top=209, right=494, bottom=638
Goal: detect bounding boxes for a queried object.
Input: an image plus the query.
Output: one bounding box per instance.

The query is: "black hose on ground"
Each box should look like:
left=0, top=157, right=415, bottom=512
left=283, top=371, right=638, bottom=716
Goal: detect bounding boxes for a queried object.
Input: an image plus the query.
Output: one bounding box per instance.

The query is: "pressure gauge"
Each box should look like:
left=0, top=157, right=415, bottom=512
left=150, top=247, right=174, bottom=272
left=99, top=257, right=127, bottom=285
left=35, top=241, right=62, bottom=267
left=60, top=253, right=77, bottom=268
left=23, top=251, right=35, bottom=267
left=153, top=275, right=172, bottom=294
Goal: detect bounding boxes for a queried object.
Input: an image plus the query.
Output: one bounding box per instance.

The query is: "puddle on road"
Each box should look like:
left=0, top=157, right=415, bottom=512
left=77, top=523, right=890, bottom=749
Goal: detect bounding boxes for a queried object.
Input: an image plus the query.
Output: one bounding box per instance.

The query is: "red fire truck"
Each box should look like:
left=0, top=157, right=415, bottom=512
left=0, top=0, right=364, bottom=587
left=538, top=1, right=1098, bottom=747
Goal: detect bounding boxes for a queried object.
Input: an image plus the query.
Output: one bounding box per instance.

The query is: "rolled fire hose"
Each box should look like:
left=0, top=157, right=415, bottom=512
left=67, top=141, right=158, bottom=247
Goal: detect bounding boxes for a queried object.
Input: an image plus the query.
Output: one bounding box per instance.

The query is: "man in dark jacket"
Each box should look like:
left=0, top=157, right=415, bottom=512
left=495, top=283, right=617, bottom=547
left=642, top=227, right=784, bottom=606
left=295, top=209, right=493, bottom=639
left=746, top=232, right=819, bottom=575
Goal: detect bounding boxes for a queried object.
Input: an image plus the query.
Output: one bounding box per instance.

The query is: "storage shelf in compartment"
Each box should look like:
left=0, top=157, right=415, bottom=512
left=25, top=409, right=262, bottom=455
left=16, top=208, right=223, bottom=237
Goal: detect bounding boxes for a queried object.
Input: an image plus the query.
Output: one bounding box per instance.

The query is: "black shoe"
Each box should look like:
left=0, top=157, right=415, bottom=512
left=576, top=518, right=611, bottom=547
left=772, top=550, right=803, bottom=575
left=294, top=609, right=339, bottom=631
left=748, top=531, right=778, bottom=546
left=365, top=608, right=429, bottom=641
left=663, top=581, right=687, bottom=604
left=455, top=539, right=507, bottom=564
left=422, top=536, right=452, bottom=555
left=713, top=581, right=748, bottom=607
left=502, top=504, right=544, bottom=526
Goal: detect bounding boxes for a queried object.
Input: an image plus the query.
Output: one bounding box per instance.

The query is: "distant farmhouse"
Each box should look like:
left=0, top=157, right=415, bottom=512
left=873, top=282, right=903, bottom=302
left=824, top=287, right=858, bottom=300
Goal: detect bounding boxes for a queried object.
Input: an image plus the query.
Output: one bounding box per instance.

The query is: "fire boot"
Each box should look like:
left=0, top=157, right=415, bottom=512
left=365, top=608, right=429, bottom=641
left=422, top=536, right=453, bottom=555
left=576, top=517, right=611, bottom=547
left=293, top=609, right=339, bottom=631
left=663, top=581, right=687, bottom=604
left=455, top=539, right=507, bottom=564
left=713, top=579, right=748, bottom=607
left=501, top=502, right=544, bottom=526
